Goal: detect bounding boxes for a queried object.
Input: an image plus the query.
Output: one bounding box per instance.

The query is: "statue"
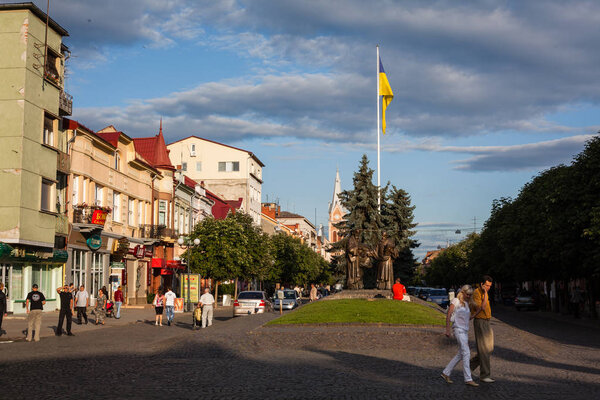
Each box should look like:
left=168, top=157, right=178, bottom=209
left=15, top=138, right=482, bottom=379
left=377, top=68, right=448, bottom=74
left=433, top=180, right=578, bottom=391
left=345, top=230, right=369, bottom=289
left=374, top=232, right=398, bottom=290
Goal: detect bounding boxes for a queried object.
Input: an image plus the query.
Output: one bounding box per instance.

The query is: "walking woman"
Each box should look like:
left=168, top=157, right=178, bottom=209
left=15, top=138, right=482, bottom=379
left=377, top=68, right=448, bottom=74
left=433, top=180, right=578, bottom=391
left=441, top=284, right=479, bottom=387
left=153, top=290, right=165, bottom=326
left=94, top=288, right=107, bottom=325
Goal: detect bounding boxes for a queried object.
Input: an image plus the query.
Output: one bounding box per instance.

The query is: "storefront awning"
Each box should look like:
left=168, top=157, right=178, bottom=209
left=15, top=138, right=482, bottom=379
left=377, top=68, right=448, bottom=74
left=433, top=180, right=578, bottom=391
left=151, top=258, right=185, bottom=270
left=0, top=243, right=68, bottom=264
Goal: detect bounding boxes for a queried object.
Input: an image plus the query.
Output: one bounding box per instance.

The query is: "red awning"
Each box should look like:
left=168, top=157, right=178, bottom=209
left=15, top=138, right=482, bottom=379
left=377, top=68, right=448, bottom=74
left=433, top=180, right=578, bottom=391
left=152, top=258, right=185, bottom=270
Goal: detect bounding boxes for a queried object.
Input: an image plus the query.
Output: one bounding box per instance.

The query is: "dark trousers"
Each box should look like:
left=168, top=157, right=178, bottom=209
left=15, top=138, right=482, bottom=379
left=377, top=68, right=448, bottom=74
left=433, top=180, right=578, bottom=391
left=0, top=309, right=4, bottom=333
left=57, top=309, right=72, bottom=334
left=76, top=306, right=88, bottom=323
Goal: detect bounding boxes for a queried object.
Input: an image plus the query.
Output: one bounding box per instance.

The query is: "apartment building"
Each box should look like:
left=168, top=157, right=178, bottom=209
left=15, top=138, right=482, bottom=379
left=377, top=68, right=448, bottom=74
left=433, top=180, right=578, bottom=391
left=167, top=136, right=264, bottom=225
left=0, top=3, right=71, bottom=313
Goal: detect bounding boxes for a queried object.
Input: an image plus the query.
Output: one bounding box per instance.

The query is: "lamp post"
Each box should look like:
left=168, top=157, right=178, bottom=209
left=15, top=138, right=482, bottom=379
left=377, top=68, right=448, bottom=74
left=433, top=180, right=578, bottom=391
left=178, top=236, right=200, bottom=312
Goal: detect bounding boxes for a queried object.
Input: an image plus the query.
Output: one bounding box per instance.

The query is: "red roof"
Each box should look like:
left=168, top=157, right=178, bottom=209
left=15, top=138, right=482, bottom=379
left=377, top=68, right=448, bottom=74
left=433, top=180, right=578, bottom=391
left=96, top=131, right=121, bottom=147
left=205, top=189, right=242, bottom=220
left=184, top=176, right=197, bottom=189
left=132, top=123, right=174, bottom=170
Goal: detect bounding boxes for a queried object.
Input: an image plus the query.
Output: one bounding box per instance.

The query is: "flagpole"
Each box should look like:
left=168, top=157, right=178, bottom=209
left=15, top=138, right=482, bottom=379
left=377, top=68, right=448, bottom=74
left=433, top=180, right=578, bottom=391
left=376, top=45, right=381, bottom=210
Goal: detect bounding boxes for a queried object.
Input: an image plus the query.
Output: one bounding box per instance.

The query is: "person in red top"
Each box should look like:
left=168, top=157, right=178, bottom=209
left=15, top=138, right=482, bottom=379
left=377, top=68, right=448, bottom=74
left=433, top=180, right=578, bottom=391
left=392, top=278, right=406, bottom=300
left=114, top=286, right=124, bottom=319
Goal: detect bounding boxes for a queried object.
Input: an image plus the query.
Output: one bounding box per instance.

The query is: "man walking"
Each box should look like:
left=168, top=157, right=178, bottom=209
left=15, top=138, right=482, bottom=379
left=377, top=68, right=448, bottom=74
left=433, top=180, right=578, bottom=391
left=56, top=285, right=74, bottom=336
left=164, top=287, right=176, bottom=326
left=114, top=285, right=124, bottom=319
left=199, top=288, right=215, bottom=328
left=0, top=282, right=7, bottom=336
left=470, top=275, right=495, bottom=383
left=74, top=285, right=89, bottom=324
left=310, top=284, right=318, bottom=302
left=25, top=284, right=46, bottom=342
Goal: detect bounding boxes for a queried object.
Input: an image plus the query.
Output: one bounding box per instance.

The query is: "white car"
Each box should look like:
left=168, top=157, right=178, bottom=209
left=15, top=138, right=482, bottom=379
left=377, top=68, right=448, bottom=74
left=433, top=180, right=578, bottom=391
left=272, top=289, right=301, bottom=310
left=233, top=291, right=273, bottom=316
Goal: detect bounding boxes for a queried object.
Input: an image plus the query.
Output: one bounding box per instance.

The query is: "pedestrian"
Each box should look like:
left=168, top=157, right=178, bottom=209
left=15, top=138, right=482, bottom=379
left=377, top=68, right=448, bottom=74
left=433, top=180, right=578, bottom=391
left=570, top=286, right=584, bottom=318
left=441, top=284, right=478, bottom=387
left=55, top=285, right=74, bottom=336
left=310, top=284, right=318, bottom=302
left=392, top=278, right=406, bottom=301
left=0, top=282, right=7, bottom=336
left=199, top=288, right=215, bottom=328
left=93, top=288, right=107, bottom=325
left=470, top=275, right=495, bottom=383
left=74, top=285, right=89, bottom=324
left=114, top=285, right=124, bottom=319
left=25, top=284, right=46, bottom=342
left=164, top=287, right=176, bottom=326
left=153, top=290, right=165, bottom=326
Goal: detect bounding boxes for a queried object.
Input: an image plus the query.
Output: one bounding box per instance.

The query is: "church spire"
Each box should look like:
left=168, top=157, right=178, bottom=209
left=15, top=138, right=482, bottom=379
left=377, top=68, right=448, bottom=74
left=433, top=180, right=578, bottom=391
left=328, top=167, right=343, bottom=215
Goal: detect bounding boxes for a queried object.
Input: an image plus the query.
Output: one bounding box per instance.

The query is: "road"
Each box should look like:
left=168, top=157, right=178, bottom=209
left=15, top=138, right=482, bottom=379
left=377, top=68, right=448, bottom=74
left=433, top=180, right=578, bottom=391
left=0, top=304, right=598, bottom=399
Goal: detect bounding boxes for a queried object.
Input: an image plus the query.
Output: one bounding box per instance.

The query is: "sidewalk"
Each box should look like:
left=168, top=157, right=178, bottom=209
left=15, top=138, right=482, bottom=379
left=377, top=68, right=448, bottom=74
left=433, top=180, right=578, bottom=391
left=1, top=305, right=152, bottom=341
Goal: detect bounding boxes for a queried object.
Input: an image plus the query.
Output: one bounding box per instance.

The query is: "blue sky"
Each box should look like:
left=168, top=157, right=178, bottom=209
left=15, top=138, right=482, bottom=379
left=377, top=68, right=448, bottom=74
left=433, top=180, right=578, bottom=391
left=39, top=0, right=600, bottom=259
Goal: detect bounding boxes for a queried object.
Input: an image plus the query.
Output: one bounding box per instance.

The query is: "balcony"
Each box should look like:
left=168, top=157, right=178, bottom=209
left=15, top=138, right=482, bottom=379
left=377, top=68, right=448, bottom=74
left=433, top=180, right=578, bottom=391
left=140, top=225, right=175, bottom=239
left=59, top=90, right=73, bottom=115
left=72, top=206, right=111, bottom=226
left=55, top=214, right=69, bottom=235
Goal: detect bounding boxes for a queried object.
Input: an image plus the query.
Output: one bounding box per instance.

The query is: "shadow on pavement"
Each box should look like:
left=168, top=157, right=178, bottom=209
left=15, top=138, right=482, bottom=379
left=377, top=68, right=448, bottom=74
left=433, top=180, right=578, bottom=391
left=492, top=305, right=600, bottom=349
left=494, top=345, right=600, bottom=375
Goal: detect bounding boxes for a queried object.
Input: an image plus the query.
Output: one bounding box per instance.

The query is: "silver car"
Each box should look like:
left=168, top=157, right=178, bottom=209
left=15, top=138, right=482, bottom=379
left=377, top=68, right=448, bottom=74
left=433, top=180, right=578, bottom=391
left=233, top=291, right=273, bottom=316
left=273, top=289, right=300, bottom=310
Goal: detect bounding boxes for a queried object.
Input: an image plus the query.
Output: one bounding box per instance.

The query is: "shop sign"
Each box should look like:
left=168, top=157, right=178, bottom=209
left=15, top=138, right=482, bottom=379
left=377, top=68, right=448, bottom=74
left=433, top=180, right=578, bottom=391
left=134, top=245, right=145, bottom=258
left=144, top=247, right=153, bottom=258
left=147, top=262, right=152, bottom=286
left=182, top=274, right=200, bottom=303
left=86, top=234, right=102, bottom=251
left=91, top=209, right=108, bottom=225
left=111, top=262, right=125, bottom=270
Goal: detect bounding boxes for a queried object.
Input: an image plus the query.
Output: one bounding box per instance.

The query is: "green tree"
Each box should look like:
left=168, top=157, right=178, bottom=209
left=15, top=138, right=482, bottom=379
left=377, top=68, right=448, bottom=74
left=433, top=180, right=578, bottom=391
left=271, top=233, right=329, bottom=286
left=426, top=233, right=479, bottom=287
left=381, top=184, right=419, bottom=282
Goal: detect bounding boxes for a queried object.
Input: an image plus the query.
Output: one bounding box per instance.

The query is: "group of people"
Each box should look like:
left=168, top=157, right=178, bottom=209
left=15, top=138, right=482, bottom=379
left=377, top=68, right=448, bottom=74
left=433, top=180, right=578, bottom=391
left=15, top=283, right=125, bottom=342
left=152, top=287, right=216, bottom=329
left=441, top=275, right=495, bottom=387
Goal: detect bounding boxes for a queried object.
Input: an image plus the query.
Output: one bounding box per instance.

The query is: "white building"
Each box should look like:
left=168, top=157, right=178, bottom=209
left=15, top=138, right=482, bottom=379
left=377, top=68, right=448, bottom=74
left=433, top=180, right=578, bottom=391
left=167, top=137, right=264, bottom=225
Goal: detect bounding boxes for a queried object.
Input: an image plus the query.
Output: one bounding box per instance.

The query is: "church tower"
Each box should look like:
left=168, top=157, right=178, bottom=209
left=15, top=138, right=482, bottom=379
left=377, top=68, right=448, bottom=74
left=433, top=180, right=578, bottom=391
left=328, top=168, right=346, bottom=243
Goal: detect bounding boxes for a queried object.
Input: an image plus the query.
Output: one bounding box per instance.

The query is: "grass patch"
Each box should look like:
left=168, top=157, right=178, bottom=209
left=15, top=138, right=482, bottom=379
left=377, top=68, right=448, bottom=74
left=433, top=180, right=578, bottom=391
left=267, top=299, right=445, bottom=326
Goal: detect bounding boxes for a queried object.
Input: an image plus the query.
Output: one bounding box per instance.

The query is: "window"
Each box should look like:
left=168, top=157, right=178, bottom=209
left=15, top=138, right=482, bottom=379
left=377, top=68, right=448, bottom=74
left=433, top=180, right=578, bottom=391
left=182, top=162, right=187, bottom=172
left=43, top=114, right=55, bottom=146
left=41, top=178, right=55, bottom=212
left=82, top=178, right=88, bottom=204
left=44, top=48, right=61, bottom=85
left=196, top=162, right=202, bottom=171
left=138, top=201, right=143, bottom=226
left=95, top=184, right=103, bottom=206
left=72, top=250, right=87, bottom=289
left=114, top=153, right=120, bottom=171
left=190, top=144, right=196, bottom=156
left=56, top=172, right=67, bottom=213
left=72, top=175, right=79, bottom=206
left=158, top=200, right=167, bottom=225
left=128, top=198, right=135, bottom=226
left=179, top=211, right=184, bottom=235
left=218, top=161, right=239, bottom=172
left=91, top=253, right=103, bottom=297
left=174, top=205, right=179, bottom=232
left=113, top=192, right=121, bottom=222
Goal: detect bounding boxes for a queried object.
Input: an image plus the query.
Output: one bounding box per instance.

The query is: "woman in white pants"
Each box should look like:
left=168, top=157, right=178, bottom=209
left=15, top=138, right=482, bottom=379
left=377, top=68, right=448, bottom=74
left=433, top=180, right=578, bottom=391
left=441, top=284, right=479, bottom=387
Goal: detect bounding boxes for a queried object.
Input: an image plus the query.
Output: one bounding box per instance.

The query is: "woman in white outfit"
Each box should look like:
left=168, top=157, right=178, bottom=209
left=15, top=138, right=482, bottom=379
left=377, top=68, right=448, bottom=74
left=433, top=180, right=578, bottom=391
left=441, top=284, right=479, bottom=387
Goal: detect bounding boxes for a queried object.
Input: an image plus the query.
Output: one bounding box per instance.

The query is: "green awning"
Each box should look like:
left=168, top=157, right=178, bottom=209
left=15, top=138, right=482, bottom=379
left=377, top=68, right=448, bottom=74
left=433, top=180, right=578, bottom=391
left=0, top=242, right=68, bottom=264
left=0, top=242, right=14, bottom=258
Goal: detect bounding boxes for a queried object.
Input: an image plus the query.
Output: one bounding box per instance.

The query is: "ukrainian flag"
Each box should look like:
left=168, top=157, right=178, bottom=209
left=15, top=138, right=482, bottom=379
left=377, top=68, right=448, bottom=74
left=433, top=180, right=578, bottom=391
left=379, top=57, right=394, bottom=134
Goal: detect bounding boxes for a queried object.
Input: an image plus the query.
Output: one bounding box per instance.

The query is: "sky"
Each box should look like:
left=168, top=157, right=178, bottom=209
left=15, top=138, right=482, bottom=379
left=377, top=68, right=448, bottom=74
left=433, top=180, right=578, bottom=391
left=36, top=0, right=600, bottom=259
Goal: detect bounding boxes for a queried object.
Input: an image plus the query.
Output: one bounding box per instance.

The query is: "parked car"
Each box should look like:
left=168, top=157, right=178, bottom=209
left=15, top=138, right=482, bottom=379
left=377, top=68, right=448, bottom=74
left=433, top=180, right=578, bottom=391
left=233, top=291, right=273, bottom=317
left=272, top=289, right=301, bottom=310
left=417, top=287, right=433, bottom=301
left=427, top=288, right=450, bottom=308
left=514, top=291, right=538, bottom=311
left=407, top=286, right=417, bottom=296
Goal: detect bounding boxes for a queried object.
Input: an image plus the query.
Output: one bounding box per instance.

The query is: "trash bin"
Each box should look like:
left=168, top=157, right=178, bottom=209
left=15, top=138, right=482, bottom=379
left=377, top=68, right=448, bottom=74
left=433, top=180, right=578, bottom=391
left=222, top=294, right=231, bottom=306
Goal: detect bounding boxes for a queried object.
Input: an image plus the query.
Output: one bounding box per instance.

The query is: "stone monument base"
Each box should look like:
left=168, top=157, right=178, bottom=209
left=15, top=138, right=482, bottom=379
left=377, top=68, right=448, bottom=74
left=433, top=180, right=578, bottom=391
left=322, top=289, right=392, bottom=301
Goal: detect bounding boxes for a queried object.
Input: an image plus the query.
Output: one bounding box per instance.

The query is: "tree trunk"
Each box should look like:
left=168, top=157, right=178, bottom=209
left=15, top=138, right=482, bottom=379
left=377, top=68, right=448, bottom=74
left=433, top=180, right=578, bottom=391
left=234, top=278, right=238, bottom=300
left=214, top=281, right=219, bottom=309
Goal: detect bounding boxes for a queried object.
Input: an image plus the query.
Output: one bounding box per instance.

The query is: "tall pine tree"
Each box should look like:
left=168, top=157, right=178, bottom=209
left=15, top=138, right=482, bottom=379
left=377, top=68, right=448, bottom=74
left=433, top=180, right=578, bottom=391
left=381, top=185, right=419, bottom=282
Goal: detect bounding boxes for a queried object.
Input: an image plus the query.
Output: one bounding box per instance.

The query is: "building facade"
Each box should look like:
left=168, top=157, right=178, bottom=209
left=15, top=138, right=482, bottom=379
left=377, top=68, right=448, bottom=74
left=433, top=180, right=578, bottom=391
left=0, top=3, right=71, bottom=313
left=166, top=136, right=264, bottom=225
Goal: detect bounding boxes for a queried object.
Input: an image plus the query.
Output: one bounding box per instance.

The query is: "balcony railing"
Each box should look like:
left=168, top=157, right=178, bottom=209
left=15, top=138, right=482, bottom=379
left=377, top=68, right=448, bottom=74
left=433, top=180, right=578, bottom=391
left=140, top=225, right=174, bottom=239
left=59, top=90, right=73, bottom=115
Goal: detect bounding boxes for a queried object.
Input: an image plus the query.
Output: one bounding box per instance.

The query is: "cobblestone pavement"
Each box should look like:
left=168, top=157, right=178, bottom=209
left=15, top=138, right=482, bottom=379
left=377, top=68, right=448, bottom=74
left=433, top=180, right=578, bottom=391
left=0, top=304, right=598, bottom=399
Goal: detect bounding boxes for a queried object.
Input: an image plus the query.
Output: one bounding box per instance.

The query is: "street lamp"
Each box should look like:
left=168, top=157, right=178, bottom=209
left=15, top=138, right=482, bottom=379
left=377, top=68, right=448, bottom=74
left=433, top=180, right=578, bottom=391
left=178, top=236, right=200, bottom=312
